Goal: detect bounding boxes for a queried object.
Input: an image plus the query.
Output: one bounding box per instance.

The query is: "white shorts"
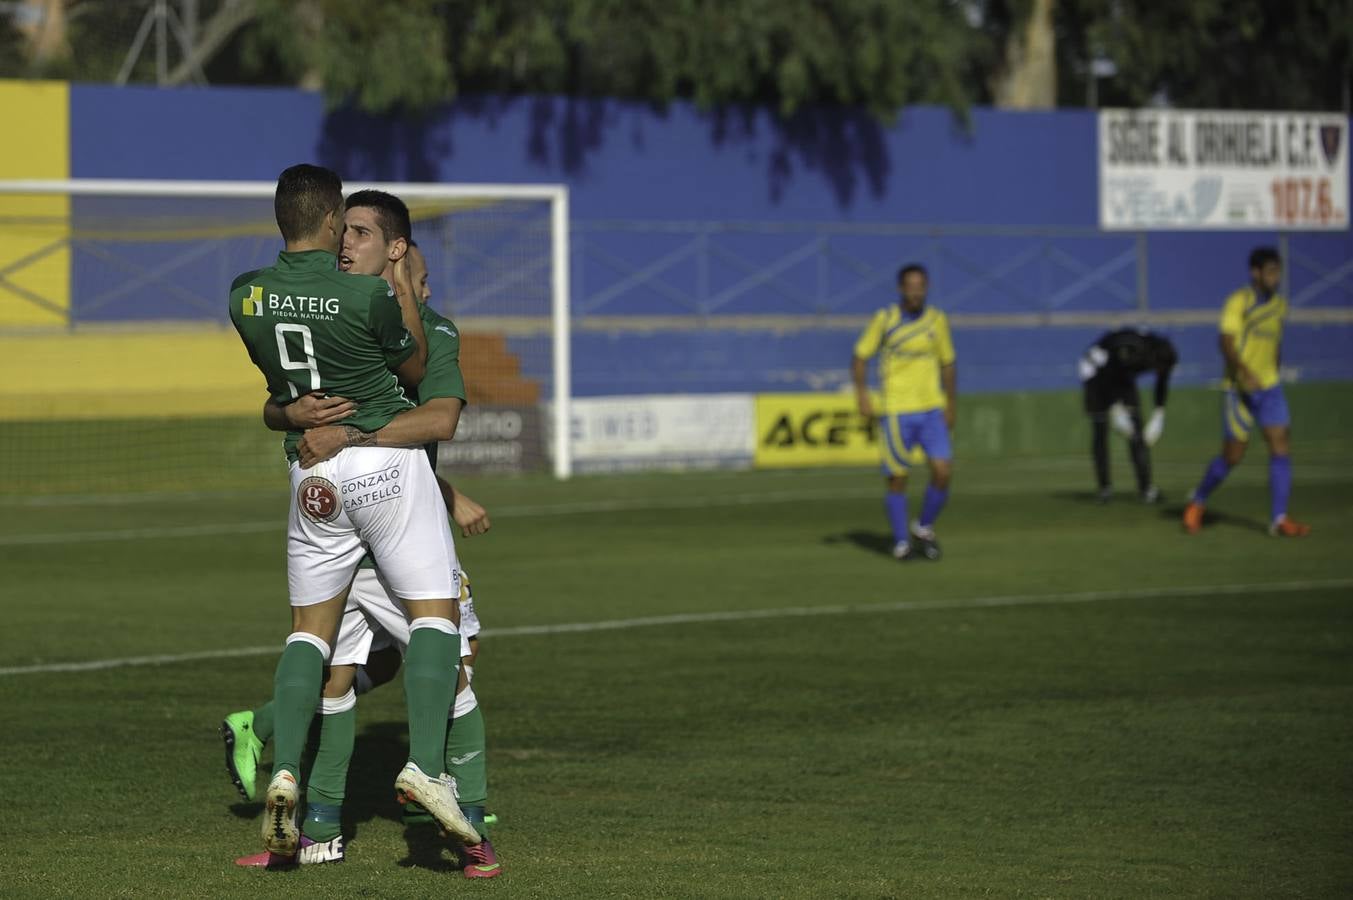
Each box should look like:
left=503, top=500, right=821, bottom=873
left=459, top=571, right=481, bottom=641
left=286, top=446, right=458, bottom=606
left=333, top=568, right=473, bottom=666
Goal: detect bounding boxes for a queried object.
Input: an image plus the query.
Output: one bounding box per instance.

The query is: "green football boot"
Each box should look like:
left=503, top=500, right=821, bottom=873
left=221, top=710, right=265, bottom=801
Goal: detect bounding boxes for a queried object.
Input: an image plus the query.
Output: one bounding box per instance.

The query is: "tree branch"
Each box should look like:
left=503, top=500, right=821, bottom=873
left=164, top=0, right=257, bottom=86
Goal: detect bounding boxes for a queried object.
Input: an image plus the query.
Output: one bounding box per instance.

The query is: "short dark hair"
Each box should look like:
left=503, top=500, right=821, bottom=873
left=897, top=263, right=927, bottom=283
left=274, top=164, right=343, bottom=243
left=345, top=189, right=412, bottom=244
left=1249, top=246, right=1280, bottom=270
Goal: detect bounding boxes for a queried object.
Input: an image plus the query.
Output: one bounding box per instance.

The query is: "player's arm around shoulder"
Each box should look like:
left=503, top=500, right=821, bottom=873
left=296, top=397, right=464, bottom=468
left=262, top=392, right=356, bottom=432
left=354, top=268, right=425, bottom=388
left=389, top=396, right=463, bottom=443
left=296, top=306, right=464, bottom=468
left=390, top=254, right=428, bottom=386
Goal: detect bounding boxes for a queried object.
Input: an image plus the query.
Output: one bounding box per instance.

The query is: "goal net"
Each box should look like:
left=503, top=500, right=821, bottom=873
left=0, top=179, right=571, bottom=497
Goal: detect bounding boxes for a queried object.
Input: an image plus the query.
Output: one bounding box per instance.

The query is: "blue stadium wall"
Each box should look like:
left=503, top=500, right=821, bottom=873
left=62, top=84, right=1353, bottom=395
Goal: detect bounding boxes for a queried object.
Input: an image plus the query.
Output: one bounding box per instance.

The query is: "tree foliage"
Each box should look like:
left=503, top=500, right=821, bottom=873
left=980, top=0, right=1353, bottom=111
left=3, top=0, right=1349, bottom=115
left=1082, top=0, right=1353, bottom=111
left=239, top=0, right=978, bottom=119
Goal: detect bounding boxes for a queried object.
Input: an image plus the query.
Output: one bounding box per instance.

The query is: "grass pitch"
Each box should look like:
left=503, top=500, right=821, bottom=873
left=1, top=446, right=1350, bottom=898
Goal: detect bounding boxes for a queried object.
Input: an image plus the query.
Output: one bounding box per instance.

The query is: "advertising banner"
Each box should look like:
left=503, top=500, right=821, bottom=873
left=1099, top=108, right=1349, bottom=230
left=570, top=393, right=755, bottom=472
left=437, top=404, right=546, bottom=474
left=754, top=392, right=924, bottom=469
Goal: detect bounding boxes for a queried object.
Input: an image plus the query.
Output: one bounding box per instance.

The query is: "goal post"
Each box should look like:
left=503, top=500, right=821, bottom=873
left=0, top=177, right=572, bottom=495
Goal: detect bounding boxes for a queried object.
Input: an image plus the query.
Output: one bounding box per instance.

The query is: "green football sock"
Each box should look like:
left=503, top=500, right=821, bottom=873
left=302, top=701, right=354, bottom=842
left=271, top=638, right=324, bottom=779
left=302, top=802, right=342, bottom=844
left=252, top=700, right=275, bottom=744
left=404, top=625, right=459, bottom=775
left=446, top=703, right=488, bottom=808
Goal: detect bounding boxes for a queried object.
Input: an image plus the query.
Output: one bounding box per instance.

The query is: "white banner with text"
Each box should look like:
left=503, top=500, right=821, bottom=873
left=569, top=394, right=755, bottom=472
left=1100, top=108, right=1349, bottom=230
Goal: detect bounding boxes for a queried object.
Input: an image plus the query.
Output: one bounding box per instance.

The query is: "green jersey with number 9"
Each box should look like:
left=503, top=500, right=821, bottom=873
left=229, top=249, right=417, bottom=462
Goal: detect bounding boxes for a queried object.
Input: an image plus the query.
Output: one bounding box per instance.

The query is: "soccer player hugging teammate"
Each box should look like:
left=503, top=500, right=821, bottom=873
left=852, top=264, right=957, bottom=561
left=228, top=167, right=478, bottom=863
left=228, top=576, right=499, bottom=876
left=1183, top=247, right=1310, bottom=537
left=225, top=192, right=500, bottom=875
left=1078, top=328, right=1177, bottom=503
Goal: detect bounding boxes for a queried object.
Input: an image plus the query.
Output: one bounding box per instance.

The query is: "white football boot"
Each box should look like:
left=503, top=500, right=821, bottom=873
left=394, top=761, right=482, bottom=846
left=261, top=770, right=300, bottom=856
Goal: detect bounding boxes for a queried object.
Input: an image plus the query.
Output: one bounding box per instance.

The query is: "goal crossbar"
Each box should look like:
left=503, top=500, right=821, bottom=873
left=0, top=177, right=573, bottom=479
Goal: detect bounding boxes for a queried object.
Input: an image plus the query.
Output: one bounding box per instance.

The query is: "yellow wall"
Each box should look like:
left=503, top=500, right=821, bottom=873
left=0, top=329, right=267, bottom=420
left=0, top=80, right=69, bottom=328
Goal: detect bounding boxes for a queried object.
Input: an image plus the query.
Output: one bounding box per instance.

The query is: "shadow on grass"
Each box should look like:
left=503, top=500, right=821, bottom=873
left=233, top=718, right=464, bottom=868
left=1048, top=489, right=1109, bottom=505
left=398, top=823, right=461, bottom=872
left=1048, top=488, right=1170, bottom=506
left=1047, top=489, right=1268, bottom=533
left=822, top=530, right=894, bottom=558
left=1158, top=503, right=1267, bottom=534
left=228, top=801, right=262, bottom=820
left=342, top=720, right=409, bottom=827
left=340, top=719, right=462, bottom=871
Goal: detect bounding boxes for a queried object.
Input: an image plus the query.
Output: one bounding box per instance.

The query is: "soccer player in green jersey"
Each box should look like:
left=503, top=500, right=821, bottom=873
left=229, top=166, right=478, bottom=859
left=229, top=569, right=495, bottom=873
left=227, top=200, right=501, bottom=875
left=1182, top=247, right=1311, bottom=537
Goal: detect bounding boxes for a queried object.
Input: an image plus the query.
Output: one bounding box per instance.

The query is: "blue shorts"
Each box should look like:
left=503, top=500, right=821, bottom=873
left=879, top=408, right=952, bottom=475
left=1223, top=386, right=1290, bottom=443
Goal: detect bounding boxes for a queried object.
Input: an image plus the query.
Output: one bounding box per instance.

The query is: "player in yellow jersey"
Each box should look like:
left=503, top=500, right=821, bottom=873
left=852, top=264, right=957, bottom=560
left=1183, top=247, right=1310, bottom=537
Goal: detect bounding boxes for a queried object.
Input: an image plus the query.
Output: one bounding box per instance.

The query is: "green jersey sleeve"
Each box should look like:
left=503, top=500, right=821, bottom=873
left=367, top=284, right=417, bottom=371
left=417, top=308, right=467, bottom=404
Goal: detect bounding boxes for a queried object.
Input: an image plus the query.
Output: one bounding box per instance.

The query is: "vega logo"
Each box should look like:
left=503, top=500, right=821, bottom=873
left=242, top=285, right=264, bottom=317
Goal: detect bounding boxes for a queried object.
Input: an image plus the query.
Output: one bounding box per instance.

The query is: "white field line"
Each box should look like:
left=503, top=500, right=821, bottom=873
left=0, top=521, right=283, bottom=545
left=7, top=453, right=1351, bottom=510
left=5, top=465, right=1351, bottom=546
left=1, top=488, right=869, bottom=545
left=1, top=577, right=1349, bottom=678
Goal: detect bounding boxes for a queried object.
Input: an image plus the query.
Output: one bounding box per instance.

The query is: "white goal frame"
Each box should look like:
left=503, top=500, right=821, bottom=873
left=0, top=178, right=573, bottom=479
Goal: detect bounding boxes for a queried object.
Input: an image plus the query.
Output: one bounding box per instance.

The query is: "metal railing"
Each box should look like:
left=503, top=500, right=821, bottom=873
left=1, top=216, right=1350, bottom=329
left=571, top=222, right=1352, bottom=326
